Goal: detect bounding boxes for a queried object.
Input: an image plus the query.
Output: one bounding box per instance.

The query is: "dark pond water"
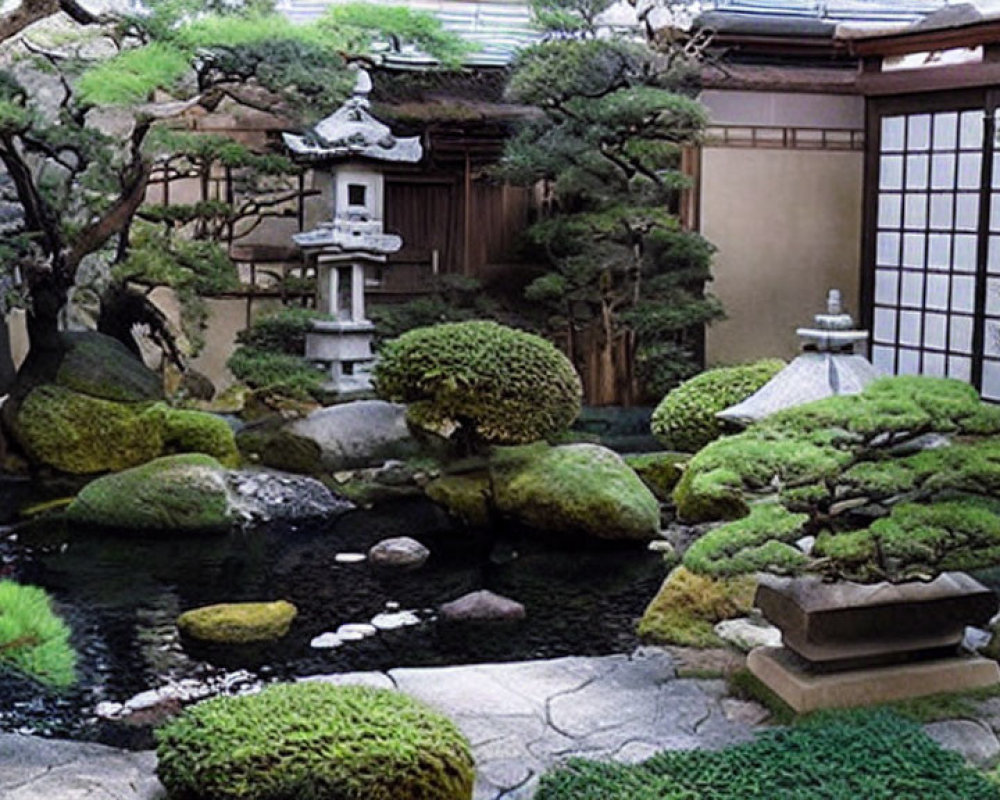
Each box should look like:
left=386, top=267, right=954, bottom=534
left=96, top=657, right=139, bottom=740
left=0, top=476, right=664, bottom=744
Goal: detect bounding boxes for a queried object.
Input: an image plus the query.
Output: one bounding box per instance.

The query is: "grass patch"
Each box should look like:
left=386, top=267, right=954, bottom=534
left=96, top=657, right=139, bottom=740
left=536, top=708, right=1000, bottom=799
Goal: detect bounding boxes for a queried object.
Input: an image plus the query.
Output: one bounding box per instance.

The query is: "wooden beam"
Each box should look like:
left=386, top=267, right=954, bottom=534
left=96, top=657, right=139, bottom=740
left=857, top=60, right=1000, bottom=96
left=849, top=20, right=1000, bottom=58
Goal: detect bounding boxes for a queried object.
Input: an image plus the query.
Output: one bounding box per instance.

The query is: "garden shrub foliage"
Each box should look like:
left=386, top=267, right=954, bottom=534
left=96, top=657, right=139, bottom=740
left=535, top=709, right=1000, bottom=800
left=675, top=376, right=1000, bottom=583
left=651, top=359, right=785, bottom=452
left=374, top=320, right=582, bottom=445
left=155, top=682, right=475, bottom=800
left=0, top=581, right=76, bottom=689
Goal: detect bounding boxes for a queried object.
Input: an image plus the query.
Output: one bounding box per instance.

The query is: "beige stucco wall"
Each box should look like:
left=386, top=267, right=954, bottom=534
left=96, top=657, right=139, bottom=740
left=702, top=147, right=864, bottom=365
left=9, top=310, right=28, bottom=369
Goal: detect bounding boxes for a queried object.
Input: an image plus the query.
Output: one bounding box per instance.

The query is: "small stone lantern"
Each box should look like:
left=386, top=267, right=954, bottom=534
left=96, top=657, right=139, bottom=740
left=283, top=69, right=422, bottom=395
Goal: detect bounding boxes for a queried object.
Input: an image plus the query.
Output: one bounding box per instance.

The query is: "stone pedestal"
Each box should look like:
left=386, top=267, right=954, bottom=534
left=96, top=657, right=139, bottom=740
left=748, top=573, right=1000, bottom=711
left=305, top=320, right=376, bottom=396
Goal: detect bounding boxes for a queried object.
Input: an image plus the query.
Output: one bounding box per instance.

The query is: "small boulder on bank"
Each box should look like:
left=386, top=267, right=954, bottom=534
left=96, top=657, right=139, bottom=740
left=439, top=590, right=526, bottom=622
left=64, top=454, right=352, bottom=533
left=490, top=443, right=661, bottom=541
left=237, top=400, right=420, bottom=473
left=177, top=601, right=297, bottom=644
left=368, top=536, right=430, bottom=570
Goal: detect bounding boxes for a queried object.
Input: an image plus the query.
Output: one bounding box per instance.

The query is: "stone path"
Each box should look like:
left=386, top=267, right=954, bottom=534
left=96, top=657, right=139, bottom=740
left=5, top=646, right=998, bottom=800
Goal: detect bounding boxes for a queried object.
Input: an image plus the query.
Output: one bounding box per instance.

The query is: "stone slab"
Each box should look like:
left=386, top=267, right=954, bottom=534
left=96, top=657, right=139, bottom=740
left=748, top=646, right=1000, bottom=713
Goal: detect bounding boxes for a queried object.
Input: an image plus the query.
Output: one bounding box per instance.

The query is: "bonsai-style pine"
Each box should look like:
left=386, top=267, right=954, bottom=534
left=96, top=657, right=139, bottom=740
left=156, top=682, right=475, bottom=800
left=501, top=0, right=723, bottom=402
left=373, top=320, right=582, bottom=447
left=676, top=376, right=1000, bottom=584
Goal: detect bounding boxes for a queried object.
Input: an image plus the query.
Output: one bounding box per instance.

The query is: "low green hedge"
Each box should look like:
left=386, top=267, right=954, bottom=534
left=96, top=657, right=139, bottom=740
left=536, top=709, right=999, bottom=800
left=651, top=359, right=784, bottom=453
left=156, top=682, right=475, bottom=800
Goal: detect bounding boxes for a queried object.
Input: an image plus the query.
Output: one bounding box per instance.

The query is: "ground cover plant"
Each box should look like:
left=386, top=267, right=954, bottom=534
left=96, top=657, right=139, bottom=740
left=0, top=580, right=76, bottom=689
left=535, top=709, right=1000, bottom=800
left=374, top=320, right=582, bottom=447
left=156, top=682, right=475, bottom=800
left=674, top=375, right=1000, bottom=583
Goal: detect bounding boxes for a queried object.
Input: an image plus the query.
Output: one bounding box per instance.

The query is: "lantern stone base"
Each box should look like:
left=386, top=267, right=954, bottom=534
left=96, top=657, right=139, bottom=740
left=305, top=320, right=377, bottom=397
left=747, top=646, right=1000, bottom=713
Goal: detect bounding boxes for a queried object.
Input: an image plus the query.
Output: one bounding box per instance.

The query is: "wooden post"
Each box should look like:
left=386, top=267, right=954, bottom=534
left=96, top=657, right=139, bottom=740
left=463, top=150, right=471, bottom=275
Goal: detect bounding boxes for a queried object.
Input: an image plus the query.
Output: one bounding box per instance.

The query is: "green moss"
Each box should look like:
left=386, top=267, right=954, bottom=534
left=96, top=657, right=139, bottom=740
left=156, top=406, right=240, bottom=467
left=155, top=682, right=475, bottom=800
left=535, top=709, right=1000, bottom=800
left=490, top=443, right=661, bottom=541
left=177, top=601, right=297, bottom=644
left=425, top=472, right=492, bottom=526
left=235, top=419, right=322, bottom=474
left=0, top=581, right=76, bottom=689
left=683, top=503, right=811, bottom=578
left=55, top=331, right=163, bottom=402
left=650, top=359, right=785, bottom=452
left=13, top=385, right=164, bottom=474
left=624, top=452, right=688, bottom=500
left=636, top=566, right=756, bottom=647
left=727, top=667, right=796, bottom=725
left=65, top=454, right=231, bottom=533
left=374, top=321, right=582, bottom=446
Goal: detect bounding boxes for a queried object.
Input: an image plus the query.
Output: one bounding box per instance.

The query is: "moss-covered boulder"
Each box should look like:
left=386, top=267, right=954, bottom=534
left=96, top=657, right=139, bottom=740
left=0, top=580, right=76, bottom=689
left=374, top=321, right=582, bottom=446
left=156, top=682, right=475, bottom=800
left=491, top=443, right=661, bottom=541
left=637, top=566, right=756, bottom=647
left=8, top=384, right=238, bottom=474
left=65, top=454, right=232, bottom=532
left=425, top=472, right=492, bottom=526
left=177, top=601, right=297, bottom=644
left=55, top=331, right=163, bottom=402
left=624, top=452, right=688, bottom=501
left=651, top=359, right=785, bottom=453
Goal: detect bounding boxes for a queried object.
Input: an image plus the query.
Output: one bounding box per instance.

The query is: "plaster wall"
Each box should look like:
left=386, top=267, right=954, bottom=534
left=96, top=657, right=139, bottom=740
left=700, top=90, right=864, bottom=129
left=701, top=147, right=864, bottom=364
left=7, top=310, right=28, bottom=370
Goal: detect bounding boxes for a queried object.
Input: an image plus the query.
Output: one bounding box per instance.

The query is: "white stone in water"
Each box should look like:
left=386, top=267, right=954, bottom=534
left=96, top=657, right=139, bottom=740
left=94, top=701, right=124, bottom=719
left=371, top=610, right=420, bottom=631
left=385, top=600, right=401, bottom=611
left=335, top=552, right=366, bottom=564
left=336, top=623, right=377, bottom=641
left=310, top=632, right=343, bottom=649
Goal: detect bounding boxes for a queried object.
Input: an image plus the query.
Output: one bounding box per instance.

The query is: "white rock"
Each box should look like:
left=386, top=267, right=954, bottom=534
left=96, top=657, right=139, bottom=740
left=310, top=632, right=344, bottom=649
left=94, top=701, right=124, bottom=719
left=371, top=610, right=421, bottom=630
left=335, top=552, right=366, bottom=564
left=336, top=623, right=378, bottom=641
left=714, top=617, right=782, bottom=652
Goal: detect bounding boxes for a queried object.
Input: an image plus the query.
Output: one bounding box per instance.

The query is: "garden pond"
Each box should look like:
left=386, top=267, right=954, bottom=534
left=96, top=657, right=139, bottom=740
left=0, top=474, right=663, bottom=745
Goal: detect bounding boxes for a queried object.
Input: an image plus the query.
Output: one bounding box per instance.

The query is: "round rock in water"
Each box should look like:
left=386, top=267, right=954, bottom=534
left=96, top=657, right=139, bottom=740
left=368, top=536, right=430, bottom=570
left=177, top=600, right=297, bottom=644
left=439, top=590, right=526, bottom=622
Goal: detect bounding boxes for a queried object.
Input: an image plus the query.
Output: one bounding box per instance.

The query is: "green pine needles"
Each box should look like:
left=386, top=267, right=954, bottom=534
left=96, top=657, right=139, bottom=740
left=0, top=581, right=76, bottom=689
left=536, top=709, right=1000, bottom=800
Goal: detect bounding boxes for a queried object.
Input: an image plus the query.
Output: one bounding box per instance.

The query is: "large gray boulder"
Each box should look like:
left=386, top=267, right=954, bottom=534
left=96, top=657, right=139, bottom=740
left=238, top=400, right=420, bottom=473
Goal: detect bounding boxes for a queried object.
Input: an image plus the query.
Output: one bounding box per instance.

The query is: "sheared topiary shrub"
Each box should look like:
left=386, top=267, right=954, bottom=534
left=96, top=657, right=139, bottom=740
left=373, top=321, right=582, bottom=446
left=674, top=376, right=1000, bottom=583
left=535, top=709, right=1000, bottom=800
left=651, top=359, right=784, bottom=452
left=156, top=682, right=475, bottom=800
left=0, top=581, right=76, bottom=689
left=226, top=347, right=324, bottom=401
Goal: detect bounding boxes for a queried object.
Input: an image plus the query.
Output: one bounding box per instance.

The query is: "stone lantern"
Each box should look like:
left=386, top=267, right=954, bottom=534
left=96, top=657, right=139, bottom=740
left=283, top=70, right=422, bottom=395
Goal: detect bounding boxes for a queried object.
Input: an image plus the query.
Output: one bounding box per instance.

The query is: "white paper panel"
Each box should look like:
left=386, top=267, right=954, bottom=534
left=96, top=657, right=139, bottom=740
left=949, top=355, right=972, bottom=381
left=899, top=311, right=922, bottom=345
left=986, top=321, right=1000, bottom=358
left=928, top=234, right=950, bottom=269
left=882, top=116, right=905, bottom=152
left=923, top=352, right=946, bottom=377
left=933, top=113, right=957, bottom=151
left=880, top=156, right=904, bottom=190
left=906, top=155, right=929, bottom=190
left=875, top=269, right=899, bottom=305
left=923, top=313, right=947, bottom=349
left=872, top=345, right=895, bottom=374
left=990, top=236, right=1000, bottom=274
left=987, top=277, right=1000, bottom=316
left=982, top=359, right=1000, bottom=401
left=878, top=194, right=902, bottom=228
left=877, top=232, right=900, bottom=267
left=953, top=275, right=976, bottom=313
left=958, top=153, right=983, bottom=190
left=956, top=193, right=979, bottom=231
left=951, top=316, right=974, bottom=354
left=960, top=110, right=983, bottom=150
left=898, top=348, right=921, bottom=374
left=904, top=195, right=927, bottom=229
left=902, top=234, right=925, bottom=268
left=909, top=115, right=931, bottom=151
left=926, top=274, right=950, bottom=311
left=901, top=272, right=924, bottom=307
left=874, top=307, right=897, bottom=342
left=954, top=235, right=977, bottom=272
left=929, top=194, right=953, bottom=229
left=931, top=154, right=956, bottom=189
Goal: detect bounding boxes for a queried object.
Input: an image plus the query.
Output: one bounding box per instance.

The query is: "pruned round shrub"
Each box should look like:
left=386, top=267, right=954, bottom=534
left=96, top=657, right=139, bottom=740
left=0, top=581, right=76, bottom=689
left=155, top=682, right=475, bottom=800
left=373, top=320, right=582, bottom=445
left=650, top=359, right=785, bottom=452
left=226, top=347, right=324, bottom=400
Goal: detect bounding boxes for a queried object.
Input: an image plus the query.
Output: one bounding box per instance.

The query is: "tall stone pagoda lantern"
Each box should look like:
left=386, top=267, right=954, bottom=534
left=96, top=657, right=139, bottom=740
left=283, top=69, right=422, bottom=395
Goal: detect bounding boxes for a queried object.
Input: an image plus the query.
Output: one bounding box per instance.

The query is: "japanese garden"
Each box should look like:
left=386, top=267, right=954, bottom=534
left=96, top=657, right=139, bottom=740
left=4, top=0, right=1000, bottom=798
